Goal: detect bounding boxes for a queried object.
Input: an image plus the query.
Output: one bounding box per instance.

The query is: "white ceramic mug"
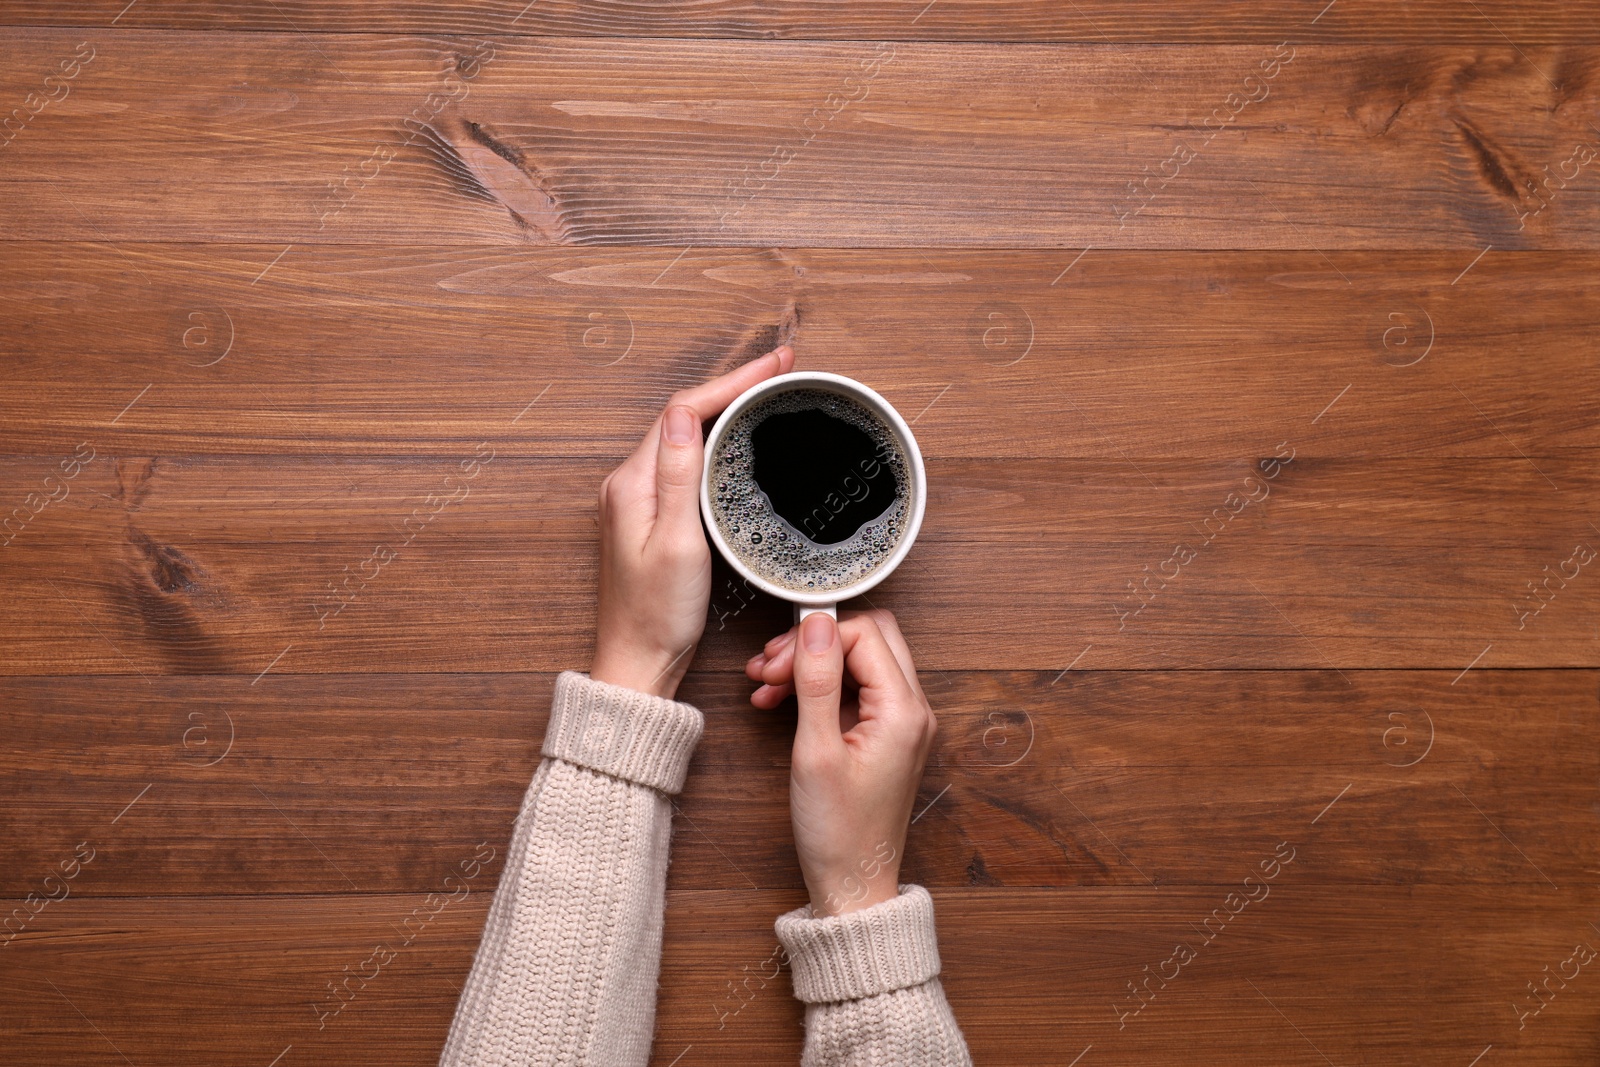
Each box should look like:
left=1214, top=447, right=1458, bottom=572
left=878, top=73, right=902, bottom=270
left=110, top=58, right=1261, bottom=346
left=700, top=370, right=927, bottom=624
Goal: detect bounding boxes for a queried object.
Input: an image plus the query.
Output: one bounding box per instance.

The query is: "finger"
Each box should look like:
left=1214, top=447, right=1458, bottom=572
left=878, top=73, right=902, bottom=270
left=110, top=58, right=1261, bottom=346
left=835, top=615, right=920, bottom=726
left=758, top=633, right=799, bottom=685
left=746, top=627, right=797, bottom=674
left=616, top=344, right=795, bottom=493
left=759, top=625, right=862, bottom=692
left=757, top=613, right=916, bottom=691
left=650, top=404, right=704, bottom=542
left=854, top=609, right=924, bottom=704
left=792, top=611, right=845, bottom=755
left=675, top=345, right=794, bottom=423
left=750, top=682, right=795, bottom=709
left=747, top=648, right=800, bottom=683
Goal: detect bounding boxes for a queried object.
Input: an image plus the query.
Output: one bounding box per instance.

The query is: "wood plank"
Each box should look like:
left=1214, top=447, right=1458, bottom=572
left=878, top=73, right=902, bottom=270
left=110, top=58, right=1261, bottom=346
left=1, top=0, right=1595, bottom=43
left=1, top=455, right=1592, bottom=548
left=1, top=246, right=1596, bottom=458
left=3, top=887, right=1596, bottom=1065
left=4, top=35, right=1598, bottom=246
left=1, top=453, right=1596, bottom=671
left=1, top=671, right=1592, bottom=897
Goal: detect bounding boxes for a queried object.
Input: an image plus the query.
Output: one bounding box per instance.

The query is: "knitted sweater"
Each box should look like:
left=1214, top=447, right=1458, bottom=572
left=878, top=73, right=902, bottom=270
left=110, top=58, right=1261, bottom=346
left=439, top=670, right=972, bottom=1066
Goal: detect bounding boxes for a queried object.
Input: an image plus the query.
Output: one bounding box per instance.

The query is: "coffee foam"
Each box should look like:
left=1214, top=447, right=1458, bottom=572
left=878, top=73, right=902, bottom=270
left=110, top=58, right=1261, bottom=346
left=709, top=387, right=910, bottom=594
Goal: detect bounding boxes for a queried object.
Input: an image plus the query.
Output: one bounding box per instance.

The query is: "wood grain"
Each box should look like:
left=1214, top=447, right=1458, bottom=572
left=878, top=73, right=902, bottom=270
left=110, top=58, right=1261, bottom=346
left=5, top=11, right=1599, bottom=1066
left=0, top=246, right=1595, bottom=458
left=3, top=455, right=1593, bottom=547
left=0, top=0, right=1595, bottom=43
left=3, top=35, right=1599, bottom=246
left=0, top=671, right=1592, bottom=898
left=2, top=444, right=1595, bottom=671
left=4, top=888, right=1597, bottom=1066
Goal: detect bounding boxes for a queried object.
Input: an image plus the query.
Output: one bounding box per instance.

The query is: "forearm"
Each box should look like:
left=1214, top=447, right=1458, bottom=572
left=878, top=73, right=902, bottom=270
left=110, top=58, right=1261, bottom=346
left=440, top=671, right=703, bottom=1067
left=776, top=885, right=972, bottom=1066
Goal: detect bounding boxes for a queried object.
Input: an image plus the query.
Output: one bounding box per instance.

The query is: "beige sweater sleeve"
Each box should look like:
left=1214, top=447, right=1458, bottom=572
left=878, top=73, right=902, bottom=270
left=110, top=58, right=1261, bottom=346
left=776, top=886, right=973, bottom=1066
left=439, top=670, right=703, bottom=1066
left=439, top=669, right=971, bottom=1067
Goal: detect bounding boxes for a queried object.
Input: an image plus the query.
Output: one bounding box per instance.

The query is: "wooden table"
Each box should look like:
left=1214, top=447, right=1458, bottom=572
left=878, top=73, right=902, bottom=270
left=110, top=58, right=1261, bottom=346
left=2, top=3, right=1597, bottom=1064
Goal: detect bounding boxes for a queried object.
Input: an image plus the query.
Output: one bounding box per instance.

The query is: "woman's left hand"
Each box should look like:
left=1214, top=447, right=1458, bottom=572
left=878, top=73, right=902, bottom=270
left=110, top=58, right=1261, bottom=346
left=589, top=344, right=796, bottom=699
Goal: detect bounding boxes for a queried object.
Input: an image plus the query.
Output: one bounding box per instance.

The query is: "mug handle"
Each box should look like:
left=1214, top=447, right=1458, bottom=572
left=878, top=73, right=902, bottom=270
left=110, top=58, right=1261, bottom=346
left=794, top=602, right=838, bottom=624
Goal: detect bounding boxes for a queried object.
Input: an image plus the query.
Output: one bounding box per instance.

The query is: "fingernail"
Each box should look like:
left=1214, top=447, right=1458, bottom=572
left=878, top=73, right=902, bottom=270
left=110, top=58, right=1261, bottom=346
left=802, top=612, right=834, bottom=653
left=663, top=405, right=695, bottom=445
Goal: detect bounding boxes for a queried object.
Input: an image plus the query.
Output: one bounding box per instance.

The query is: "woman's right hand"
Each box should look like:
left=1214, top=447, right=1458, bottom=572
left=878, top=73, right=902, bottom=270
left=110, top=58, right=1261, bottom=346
left=745, top=609, right=938, bottom=917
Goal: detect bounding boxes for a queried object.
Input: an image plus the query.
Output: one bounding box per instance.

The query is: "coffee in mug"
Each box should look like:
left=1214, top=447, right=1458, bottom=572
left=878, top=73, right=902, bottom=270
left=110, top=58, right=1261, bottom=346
left=707, top=387, right=913, bottom=594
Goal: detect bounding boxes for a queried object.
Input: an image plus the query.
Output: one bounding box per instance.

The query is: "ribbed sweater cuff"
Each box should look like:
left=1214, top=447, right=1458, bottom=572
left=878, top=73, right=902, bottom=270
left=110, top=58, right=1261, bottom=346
left=540, top=670, right=704, bottom=795
left=775, top=884, right=943, bottom=1004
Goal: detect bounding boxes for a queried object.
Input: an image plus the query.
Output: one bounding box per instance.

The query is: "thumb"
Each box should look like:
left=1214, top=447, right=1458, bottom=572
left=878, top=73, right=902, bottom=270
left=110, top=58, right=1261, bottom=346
left=653, top=404, right=703, bottom=535
left=793, top=612, right=845, bottom=756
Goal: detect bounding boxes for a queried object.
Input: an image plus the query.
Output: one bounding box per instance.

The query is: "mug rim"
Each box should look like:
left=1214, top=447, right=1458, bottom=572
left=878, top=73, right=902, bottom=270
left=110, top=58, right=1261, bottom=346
left=699, top=370, right=927, bottom=607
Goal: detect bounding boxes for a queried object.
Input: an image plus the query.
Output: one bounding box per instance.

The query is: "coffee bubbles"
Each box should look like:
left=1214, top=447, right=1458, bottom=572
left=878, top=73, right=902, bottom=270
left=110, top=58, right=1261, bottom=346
left=708, top=388, right=911, bottom=594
